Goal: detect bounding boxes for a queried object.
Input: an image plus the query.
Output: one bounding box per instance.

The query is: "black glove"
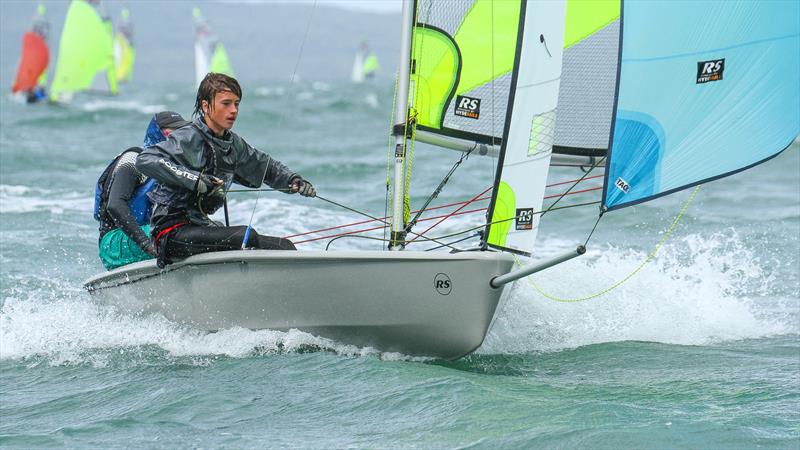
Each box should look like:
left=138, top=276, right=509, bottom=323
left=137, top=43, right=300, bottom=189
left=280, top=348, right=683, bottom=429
left=290, top=177, right=316, bottom=198
left=196, top=173, right=223, bottom=194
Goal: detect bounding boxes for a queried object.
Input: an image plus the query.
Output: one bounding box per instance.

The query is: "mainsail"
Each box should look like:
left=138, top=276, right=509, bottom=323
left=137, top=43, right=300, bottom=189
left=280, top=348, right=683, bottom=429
left=50, top=0, right=117, bottom=102
left=114, top=8, right=135, bottom=83
left=410, top=0, right=521, bottom=146
left=395, top=0, right=566, bottom=256
left=193, top=8, right=234, bottom=87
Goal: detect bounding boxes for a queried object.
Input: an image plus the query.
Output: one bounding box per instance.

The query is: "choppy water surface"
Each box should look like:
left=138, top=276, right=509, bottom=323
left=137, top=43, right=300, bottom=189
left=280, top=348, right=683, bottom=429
left=1, top=83, right=798, bottom=448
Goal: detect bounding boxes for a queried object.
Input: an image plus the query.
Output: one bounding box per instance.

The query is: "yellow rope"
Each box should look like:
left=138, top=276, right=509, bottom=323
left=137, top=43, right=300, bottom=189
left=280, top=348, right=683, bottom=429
left=385, top=71, right=399, bottom=189
left=517, top=186, right=701, bottom=303
left=402, top=4, right=430, bottom=226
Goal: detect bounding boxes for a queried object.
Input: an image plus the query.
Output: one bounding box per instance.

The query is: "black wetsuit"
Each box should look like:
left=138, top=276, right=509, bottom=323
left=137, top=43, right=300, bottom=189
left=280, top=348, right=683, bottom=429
left=98, top=148, right=154, bottom=255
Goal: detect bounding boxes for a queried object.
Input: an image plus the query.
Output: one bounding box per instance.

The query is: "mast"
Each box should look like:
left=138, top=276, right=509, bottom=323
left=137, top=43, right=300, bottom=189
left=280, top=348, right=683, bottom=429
left=388, top=0, right=415, bottom=250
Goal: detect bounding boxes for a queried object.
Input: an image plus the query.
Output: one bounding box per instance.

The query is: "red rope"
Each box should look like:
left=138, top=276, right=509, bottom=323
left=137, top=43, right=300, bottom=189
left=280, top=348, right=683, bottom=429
left=407, top=186, right=492, bottom=243
left=288, top=174, right=604, bottom=244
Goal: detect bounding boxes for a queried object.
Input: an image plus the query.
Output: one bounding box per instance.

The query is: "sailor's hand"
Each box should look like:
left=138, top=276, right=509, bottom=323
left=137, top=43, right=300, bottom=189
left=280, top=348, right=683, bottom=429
left=290, top=177, right=316, bottom=197
left=196, top=174, right=223, bottom=194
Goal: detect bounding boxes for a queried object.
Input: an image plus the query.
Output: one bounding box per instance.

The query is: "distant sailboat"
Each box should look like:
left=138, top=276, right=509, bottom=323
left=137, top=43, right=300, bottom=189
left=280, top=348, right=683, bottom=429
left=193, top=7, right=234, bottom=87
left=11, top=4, right=50, bottom=103
left=114, top=8, right=135, bottom=84
left=351, top=42, right=380, bottom=83
left=50, top=0, right=117, bottom=103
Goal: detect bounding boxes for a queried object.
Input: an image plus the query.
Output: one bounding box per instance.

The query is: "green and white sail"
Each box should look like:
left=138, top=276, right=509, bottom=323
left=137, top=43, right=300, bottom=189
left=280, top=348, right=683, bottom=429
left=397, top=0, right=566, bottom=256
left=114, top=8, right=135, bottom=83
left=193, top=8, right=234, bottom=87
left=410, top=0, right=523, bottom=147
left=483, top=0, right=566, bottom=255
left=352, top=42, right=380, bottom=83
left=50, top=0, right=117, bottom=102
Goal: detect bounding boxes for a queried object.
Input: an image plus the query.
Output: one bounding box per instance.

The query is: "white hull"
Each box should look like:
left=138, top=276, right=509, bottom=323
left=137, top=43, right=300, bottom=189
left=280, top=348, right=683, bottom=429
left=84, top=250, right=515, bottom=359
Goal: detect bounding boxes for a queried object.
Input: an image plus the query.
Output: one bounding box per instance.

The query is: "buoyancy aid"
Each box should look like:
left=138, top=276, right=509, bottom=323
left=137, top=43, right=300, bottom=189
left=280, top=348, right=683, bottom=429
left=93, top=147, right=155, bottom=225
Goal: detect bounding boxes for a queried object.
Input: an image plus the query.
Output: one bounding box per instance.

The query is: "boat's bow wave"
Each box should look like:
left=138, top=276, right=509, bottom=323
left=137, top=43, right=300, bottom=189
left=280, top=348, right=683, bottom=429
left=481, top=230, right=798, bottom=355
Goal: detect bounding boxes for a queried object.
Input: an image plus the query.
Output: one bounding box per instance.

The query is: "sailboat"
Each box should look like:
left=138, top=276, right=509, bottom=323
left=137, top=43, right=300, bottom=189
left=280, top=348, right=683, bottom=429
left=10, top=4, right=50, bottom=103
left=114, top=8, right=135, bottom=84
left=193, top=7, right=234, bottom=88
left=351, top=42, right=380, bottom=83
left=84, top=0, right=799, bottom=359
left=49, top=0, right=117, bottom=103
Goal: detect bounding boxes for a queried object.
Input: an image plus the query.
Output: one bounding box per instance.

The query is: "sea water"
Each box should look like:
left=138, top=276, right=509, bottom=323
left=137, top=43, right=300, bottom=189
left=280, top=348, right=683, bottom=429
left=1, top=78, right=798, bottom=448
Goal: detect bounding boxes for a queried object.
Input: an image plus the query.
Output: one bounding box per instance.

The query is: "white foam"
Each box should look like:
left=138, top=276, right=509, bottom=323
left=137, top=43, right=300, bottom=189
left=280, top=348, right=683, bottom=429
left=253, top=86, right=286, bottom=97
left=481, top=230, right=798, bottom=354
left=1, top=228, right=793, bottom=365
left=0, top=290, right=430, bottom=366
left=0, top=185, right=92, bottom=214
left=80, top=99, right=167, bottom=114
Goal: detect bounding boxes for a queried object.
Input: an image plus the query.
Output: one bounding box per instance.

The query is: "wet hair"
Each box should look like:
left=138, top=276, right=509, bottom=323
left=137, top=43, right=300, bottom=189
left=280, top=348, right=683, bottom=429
left=193, top=73, right=243, bottom=118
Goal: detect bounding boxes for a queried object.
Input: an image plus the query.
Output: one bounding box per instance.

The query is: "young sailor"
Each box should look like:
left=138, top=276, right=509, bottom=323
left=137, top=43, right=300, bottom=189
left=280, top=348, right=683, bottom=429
left=136, top=73, right=315, bottom=267
left=96, top=111, right=190, bottom=270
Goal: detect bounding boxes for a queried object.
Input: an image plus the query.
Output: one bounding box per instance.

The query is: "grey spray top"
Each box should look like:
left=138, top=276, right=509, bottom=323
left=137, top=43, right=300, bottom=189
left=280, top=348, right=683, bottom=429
left=136, top=117, right=298, bottom=226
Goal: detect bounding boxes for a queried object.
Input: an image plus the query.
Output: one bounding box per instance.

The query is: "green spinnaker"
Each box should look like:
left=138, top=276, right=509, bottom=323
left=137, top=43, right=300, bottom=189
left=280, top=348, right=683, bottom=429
left=50, top=0, right=116, bottom=101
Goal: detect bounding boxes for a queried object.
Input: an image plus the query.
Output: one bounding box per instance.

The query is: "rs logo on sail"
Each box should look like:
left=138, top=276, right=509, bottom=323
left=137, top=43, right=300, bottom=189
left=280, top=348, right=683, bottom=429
left=696, top=58, right=725, bottom=84
left=454, top=95, right=481, bottom=119
left=515, top=208, right=534, bottom=230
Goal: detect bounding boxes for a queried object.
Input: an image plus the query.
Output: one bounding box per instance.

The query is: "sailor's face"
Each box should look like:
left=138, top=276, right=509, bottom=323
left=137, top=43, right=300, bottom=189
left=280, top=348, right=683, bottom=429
left=204, top=90, right=240, bottom=132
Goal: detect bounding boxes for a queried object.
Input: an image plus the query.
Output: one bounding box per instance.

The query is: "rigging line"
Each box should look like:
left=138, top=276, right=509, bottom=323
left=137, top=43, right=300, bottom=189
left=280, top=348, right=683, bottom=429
left=305, top=200, right=600, bottom=247
left=385, top=70, right=400, bottom=246
left=405, top=143, right=477, bottom=231
left=408, top=186, right=492, bottom=243
left=424, top=233, right=479, bottom=252
left=300, top=184, right=601, bottom=243
left=584, top=213, right=603, bottom=247
left=401, top=1, right=431, bottom=229
left=314, top=194, right=458, bottom=250
left=522, top=186, right=701, bottom=303
left=242, top=0, right=317, bottom=249
left=411, top=200, right=601, bottom=245
left=541, top=156, right=606, bottom=218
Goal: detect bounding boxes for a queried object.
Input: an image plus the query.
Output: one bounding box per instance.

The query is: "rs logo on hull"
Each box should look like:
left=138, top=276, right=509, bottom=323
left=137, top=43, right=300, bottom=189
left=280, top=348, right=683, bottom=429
left=434, top=273, right=452, bottom=295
